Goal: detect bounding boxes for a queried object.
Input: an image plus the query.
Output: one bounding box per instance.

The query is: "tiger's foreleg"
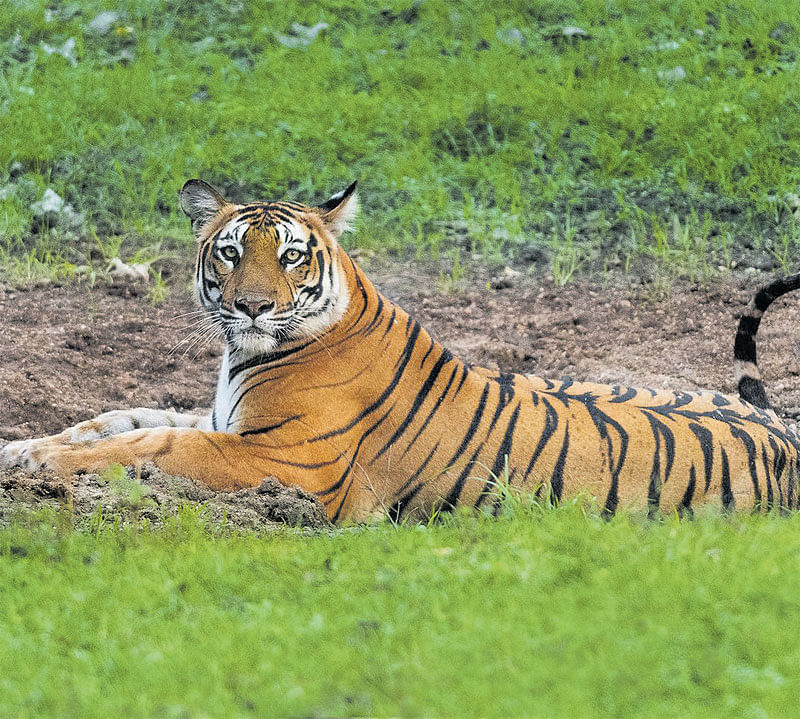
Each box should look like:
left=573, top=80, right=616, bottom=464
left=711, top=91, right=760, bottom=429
left=62, top=408, right=210, bottom=442
left=1, top=407, right=209, bottom=465
left=1, top=427, right=283, bottom=491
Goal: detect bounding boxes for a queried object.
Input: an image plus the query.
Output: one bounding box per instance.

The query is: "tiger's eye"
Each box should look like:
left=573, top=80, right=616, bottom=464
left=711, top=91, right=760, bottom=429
left=283, top=249, right=303, bottom=264
left=219, top=246, right=238, bottom=261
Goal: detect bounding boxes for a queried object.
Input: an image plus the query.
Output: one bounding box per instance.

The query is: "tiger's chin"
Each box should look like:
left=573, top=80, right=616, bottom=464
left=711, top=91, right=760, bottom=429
left=228, top=328, right=282, bottom=357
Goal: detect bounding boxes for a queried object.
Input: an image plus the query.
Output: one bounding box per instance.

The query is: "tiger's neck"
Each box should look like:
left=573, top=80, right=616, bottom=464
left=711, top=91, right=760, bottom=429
left=213, top=248, right=461, bottom=435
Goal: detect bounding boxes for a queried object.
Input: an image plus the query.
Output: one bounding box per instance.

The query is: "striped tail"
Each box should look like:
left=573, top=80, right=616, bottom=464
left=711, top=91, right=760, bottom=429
left=734, top=272, right=800, bottom=409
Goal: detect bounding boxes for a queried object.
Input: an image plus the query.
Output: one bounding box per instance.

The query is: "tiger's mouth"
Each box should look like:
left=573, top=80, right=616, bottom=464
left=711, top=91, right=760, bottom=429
left=222, top=315, right=301, bottom=356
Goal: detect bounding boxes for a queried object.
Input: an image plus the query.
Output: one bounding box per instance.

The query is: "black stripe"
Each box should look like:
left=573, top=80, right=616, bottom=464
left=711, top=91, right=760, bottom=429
left=452, top=365, right=470, bottom=397
left=767, top=435, right=786, bottom=508
left=720, top=447, right=734, bottom=511
left=609, top=386, right=637, bottom=403
left=388, top=442, right=442, bottom=522
left=239, top=415, right=300, bottom=437
left=488, top=374, right=515, bottom=427
left=381, top=307, right=397, bottom=339
left=308, top=320, right=423, bottom=445
left=371, top=349, right=452, bottom=463
left=644, top=412, right=675, bottom=487
left=688, top=423, right=714, bottom=492
left=602, top=481, right=618, bottom=519
left=229, top=339, right=316, bottom=382
left=361, top=293, right=385, bottom=335
left=761, top=443, right=774, bottom=509
left=443, top=383, right=491, bottom=470
left=419, top=337, right=435, bottom=368
left=679, top=466, right=696, bottom=518
left=729, top=426, right=761, bottom=509
left=474, top=403, right=521, bottom=509
left=225, top=373, right=288, bottom=427
left=395, top=441, right=441, bottom=497
left=401, top=363, right=460, bottom=458
left=549, top=423, right=570, bottom=504
left=443, top=444, right=484, bottom=510
left=387, top=482, right=425, bottom=524
left=523, top=396, right=559, bottom=480
left=647, top=425, right=662, bottom=518
left=440, top=384, right=496, bottom=509
left=317, top=404, right=396, bottom=500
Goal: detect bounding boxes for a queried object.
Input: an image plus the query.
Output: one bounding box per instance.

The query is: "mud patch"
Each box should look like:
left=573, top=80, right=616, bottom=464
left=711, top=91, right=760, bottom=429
left=0, top=460, right=329, bottom=530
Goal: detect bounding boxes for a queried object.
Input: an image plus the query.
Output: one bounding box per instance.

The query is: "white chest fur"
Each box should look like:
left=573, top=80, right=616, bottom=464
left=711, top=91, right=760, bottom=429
left=212, top=351, right=238, bottom=432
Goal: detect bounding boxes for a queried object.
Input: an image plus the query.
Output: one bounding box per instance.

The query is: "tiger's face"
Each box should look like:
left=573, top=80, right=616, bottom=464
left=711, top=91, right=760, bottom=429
left=179, top=180, right=358, bottom=357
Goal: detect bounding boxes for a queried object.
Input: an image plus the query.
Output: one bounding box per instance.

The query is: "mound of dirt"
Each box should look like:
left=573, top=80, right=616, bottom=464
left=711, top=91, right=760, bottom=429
left=0, top=460, right=330, bottom=530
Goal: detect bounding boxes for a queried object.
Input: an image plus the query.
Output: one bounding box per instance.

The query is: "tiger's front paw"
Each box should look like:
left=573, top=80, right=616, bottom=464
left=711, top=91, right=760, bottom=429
left=0, top=437, right=51, bottom=471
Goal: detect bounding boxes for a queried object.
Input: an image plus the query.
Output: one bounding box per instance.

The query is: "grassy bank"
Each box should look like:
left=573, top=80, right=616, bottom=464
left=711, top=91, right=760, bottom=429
left=1, top=504, right=800, bottom=716
left=1, top=0, right=799, bottom=280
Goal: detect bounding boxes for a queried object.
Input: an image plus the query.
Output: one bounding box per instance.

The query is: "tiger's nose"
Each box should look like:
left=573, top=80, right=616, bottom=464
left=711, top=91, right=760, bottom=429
left=234, top=295, right=275, bottom=319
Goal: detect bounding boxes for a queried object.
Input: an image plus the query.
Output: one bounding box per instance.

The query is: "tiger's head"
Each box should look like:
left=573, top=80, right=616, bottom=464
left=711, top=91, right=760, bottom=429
left=179, top=179, right=357, bottom=357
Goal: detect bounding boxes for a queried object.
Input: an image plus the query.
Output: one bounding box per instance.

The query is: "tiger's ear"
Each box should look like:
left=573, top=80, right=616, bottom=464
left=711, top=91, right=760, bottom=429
left=179, top=179, right=229, bottom=234
left=317, top=181, right=358, bottom=238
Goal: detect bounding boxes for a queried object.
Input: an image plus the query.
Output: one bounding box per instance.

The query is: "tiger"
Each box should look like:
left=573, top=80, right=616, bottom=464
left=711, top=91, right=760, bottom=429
left=2, top=178, right=799, bottom=522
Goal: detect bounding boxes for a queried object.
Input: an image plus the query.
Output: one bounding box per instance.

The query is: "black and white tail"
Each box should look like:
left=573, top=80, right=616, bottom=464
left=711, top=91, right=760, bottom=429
left=734, top=273, right=800, bottom=410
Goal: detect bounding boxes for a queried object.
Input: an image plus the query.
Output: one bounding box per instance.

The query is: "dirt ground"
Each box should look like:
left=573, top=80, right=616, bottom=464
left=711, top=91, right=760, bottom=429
left=2, top=259, right=800, bottom=528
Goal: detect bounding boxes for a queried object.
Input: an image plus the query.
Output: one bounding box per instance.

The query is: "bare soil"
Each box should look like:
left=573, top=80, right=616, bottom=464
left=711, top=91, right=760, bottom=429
left=2, top=260, right=800, bottom=528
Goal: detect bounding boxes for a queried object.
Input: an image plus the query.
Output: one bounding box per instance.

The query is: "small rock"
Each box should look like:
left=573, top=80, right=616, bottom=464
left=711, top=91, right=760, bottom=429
left=490, top=273, right=514, bottom=290
left=543, top=25, right=592, bottom=46
left=648, top=40, right=681, bottom=51
left=561, top=26, right=589, bottom=38
left=102, top=49, right=135, bottom=66
left=769, top=22, right=796, bottom=43
left=31, top=188, right=65, bottom=219
left=41, top=38, right=77, bottom=67
left=9, top=162, right=24, bottom=179
left=275, top=22, right=329, bottom=48
left=519, top=244, right=549, bottom=265
left=657, top=66, right=686, bottom=81
left=492, top=227, right=510, bottom=242
left=108, top=257, right=150, bottom=284
left=192, top=37, right=215, bottom=53
left=36, top=188, right=65, bottom=215
left=30, top=189, right=84, bottom=231
left=784, top=192, right=800, bottom=208
left=497, top=27, right=524, bottom=46
left=88, top=11, right=121, bottom=35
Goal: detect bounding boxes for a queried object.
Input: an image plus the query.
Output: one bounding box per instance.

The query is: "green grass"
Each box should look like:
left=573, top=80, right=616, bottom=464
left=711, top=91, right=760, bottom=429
left=1, top=0, right=800, bottom=280
left=2, top=503, right=800, bottom=716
